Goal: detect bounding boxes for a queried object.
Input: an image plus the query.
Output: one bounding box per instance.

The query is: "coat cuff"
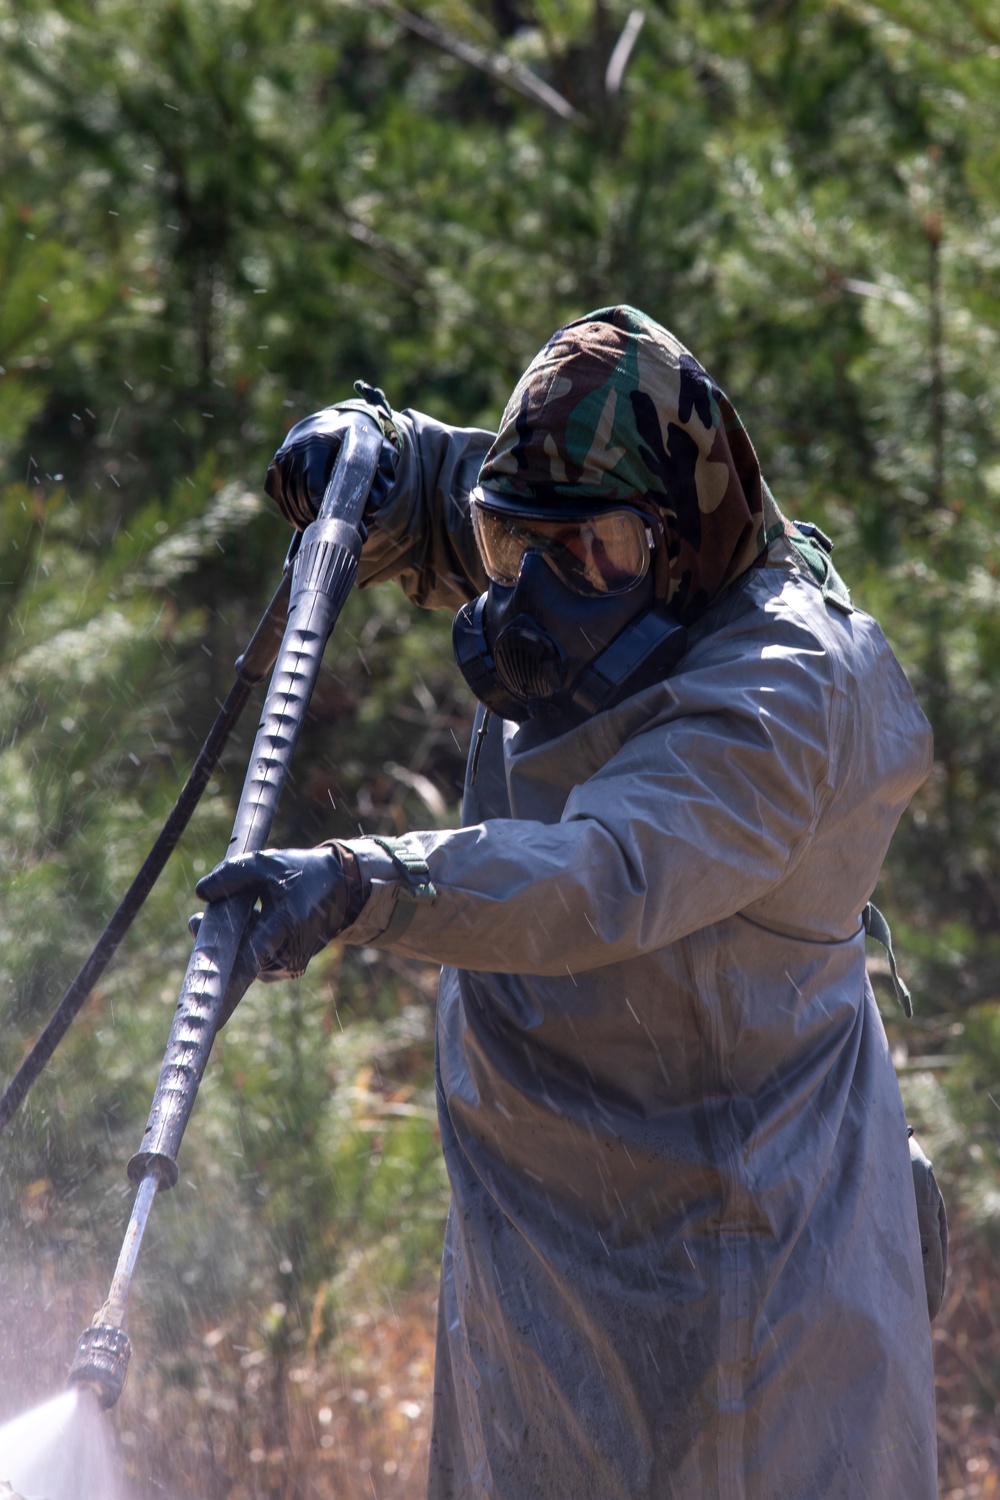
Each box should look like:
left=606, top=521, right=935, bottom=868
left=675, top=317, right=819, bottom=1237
left=337, top=835, right=437, bottom=945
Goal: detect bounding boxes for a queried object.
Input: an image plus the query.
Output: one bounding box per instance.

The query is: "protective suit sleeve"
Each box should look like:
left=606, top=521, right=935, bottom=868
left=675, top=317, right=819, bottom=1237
left=337, top=611, right=842, bottom=971
left=354, top=407, right=494, bottom=611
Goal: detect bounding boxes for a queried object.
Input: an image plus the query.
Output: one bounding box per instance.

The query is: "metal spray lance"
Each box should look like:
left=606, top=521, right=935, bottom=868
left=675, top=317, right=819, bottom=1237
left=67, top=418, right=383, bottom=1410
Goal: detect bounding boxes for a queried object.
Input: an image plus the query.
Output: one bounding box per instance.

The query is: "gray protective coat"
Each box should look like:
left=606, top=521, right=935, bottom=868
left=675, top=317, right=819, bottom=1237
left=344, top=411, right=938, bottom=1499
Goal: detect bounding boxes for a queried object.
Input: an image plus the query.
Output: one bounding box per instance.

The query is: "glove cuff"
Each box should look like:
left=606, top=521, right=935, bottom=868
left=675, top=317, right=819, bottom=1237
left=333, top=381, right=404, bottom=458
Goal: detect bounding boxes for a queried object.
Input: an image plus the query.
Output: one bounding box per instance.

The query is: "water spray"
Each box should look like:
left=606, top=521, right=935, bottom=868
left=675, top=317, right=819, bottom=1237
left=65, top=418, right=384, bottom=1411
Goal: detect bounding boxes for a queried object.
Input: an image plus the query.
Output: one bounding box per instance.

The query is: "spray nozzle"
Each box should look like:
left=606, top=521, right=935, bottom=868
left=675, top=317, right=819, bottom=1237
left=67, top=1319, right=132, bottom=1411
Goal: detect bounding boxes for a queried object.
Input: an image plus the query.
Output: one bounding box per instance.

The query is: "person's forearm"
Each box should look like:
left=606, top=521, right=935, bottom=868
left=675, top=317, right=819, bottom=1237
left=355, top=407, right=493, bottom=610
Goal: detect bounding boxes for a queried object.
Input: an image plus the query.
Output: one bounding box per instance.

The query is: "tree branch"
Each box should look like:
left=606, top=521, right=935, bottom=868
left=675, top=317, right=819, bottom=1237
left=369, top=0, right=589, bottom=128
left=605, top=9, right=645, bottom=98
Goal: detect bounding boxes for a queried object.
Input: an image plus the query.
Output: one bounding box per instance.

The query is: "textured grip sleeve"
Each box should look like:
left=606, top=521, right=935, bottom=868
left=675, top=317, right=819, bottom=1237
left=127, top=895, right=252, bottom=1187
left=228, top=544, right=361, bottom=858
left=128, top=422, right=381, bottom=1188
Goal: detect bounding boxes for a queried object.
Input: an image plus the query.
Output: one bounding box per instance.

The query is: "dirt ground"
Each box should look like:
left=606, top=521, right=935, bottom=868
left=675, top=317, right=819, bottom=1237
left=933, top=1214, right=1000, bottom=1499
left=110, top=1206, right=1000, bottom=1500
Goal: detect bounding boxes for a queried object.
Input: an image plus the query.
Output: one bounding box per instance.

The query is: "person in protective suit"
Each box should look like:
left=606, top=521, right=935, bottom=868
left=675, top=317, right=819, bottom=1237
left=197, top=306, right=939, bottom=1498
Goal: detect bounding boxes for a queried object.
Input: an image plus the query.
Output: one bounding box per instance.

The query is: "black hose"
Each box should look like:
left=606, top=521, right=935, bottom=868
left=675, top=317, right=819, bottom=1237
left=0, top=561, right=296, bottom=1137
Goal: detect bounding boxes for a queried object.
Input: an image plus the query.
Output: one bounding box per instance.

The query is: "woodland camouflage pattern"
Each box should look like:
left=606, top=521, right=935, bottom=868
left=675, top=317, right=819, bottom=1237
left=479, top=305, right=787, bottom=624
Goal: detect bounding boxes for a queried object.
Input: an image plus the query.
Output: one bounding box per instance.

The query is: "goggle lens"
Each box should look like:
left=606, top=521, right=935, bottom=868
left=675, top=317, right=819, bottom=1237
left=471, top=495, right=652, bottom=597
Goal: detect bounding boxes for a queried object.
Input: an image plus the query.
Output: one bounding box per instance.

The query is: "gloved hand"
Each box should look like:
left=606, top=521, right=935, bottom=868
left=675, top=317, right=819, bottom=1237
left=265, top=386, right=400, bottom=530
left=190, top=844, right=364, bottom=1020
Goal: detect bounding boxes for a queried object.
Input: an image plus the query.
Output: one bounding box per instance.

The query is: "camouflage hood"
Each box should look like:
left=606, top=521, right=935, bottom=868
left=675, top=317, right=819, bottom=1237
left=479, top=305, right=786, bottom=624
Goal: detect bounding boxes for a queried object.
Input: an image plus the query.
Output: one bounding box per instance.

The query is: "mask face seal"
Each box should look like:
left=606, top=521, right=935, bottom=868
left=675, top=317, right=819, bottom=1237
left=453, top=595, right=537, bottom=723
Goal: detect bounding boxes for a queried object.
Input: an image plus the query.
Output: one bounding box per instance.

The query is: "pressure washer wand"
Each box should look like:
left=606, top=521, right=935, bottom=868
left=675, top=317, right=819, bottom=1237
left=68, top=417, right=384, bottom=1411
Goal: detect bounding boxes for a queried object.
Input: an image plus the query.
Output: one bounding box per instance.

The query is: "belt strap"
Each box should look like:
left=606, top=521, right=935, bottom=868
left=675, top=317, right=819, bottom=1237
left=863, top=901, right=913, bottom=1018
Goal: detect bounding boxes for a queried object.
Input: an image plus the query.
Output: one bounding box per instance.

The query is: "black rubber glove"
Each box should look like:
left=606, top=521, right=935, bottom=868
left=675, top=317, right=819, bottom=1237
left=191, top=845, right=363, bottom=1015
left=265, top=389, right=400, bottom=530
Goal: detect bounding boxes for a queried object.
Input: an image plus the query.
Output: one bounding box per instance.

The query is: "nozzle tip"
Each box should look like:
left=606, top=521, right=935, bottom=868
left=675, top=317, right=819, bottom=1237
left=68, top=1322, right=132, bottom=1410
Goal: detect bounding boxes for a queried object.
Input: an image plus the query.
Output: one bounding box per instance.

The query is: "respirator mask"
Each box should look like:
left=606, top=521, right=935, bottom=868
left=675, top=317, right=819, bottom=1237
left=453, top=488, right=687, bottom=725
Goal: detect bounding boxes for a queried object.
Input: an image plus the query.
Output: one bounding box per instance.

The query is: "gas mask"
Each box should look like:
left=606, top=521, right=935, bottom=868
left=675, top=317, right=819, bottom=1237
left=452, top=490, right=687, bottom=726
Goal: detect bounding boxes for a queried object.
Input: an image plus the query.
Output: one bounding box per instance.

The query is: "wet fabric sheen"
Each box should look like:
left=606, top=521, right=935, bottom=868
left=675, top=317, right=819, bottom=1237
left=343, top=415, right=938, bottom=1500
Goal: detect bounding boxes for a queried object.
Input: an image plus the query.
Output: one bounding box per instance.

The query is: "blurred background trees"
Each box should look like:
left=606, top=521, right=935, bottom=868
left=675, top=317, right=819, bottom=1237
left=1, top=1, right=998, bottom=1495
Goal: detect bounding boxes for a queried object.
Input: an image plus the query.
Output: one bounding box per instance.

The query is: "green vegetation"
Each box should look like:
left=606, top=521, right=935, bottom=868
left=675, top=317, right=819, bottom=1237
left=1, top=1, right=998, bottom=1494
